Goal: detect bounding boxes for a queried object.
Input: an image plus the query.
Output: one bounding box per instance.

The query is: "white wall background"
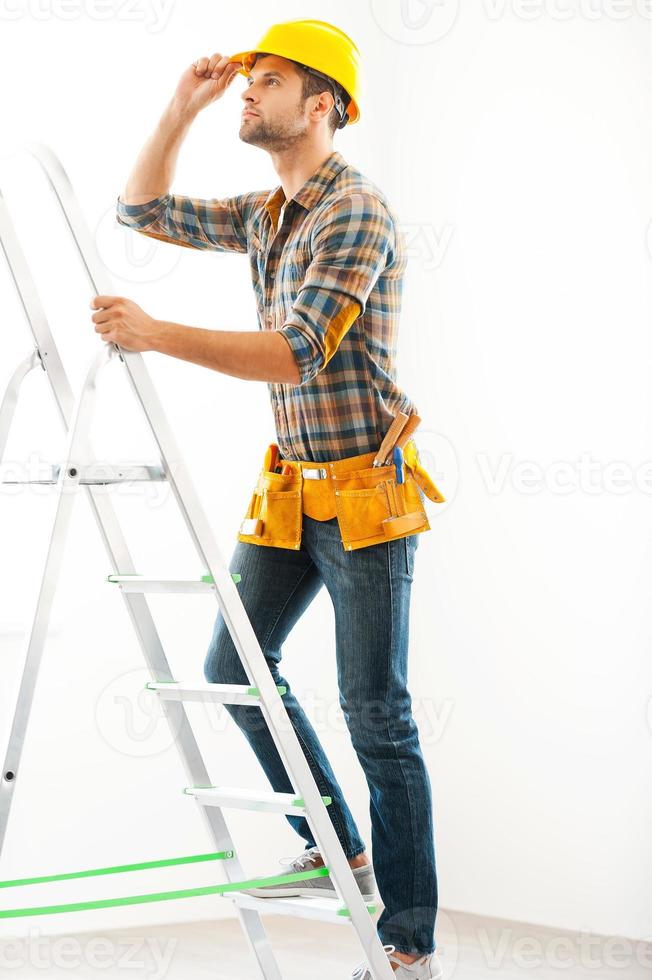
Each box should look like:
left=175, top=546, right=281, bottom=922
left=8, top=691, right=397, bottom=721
left=0, top=0, right=650, bottom=956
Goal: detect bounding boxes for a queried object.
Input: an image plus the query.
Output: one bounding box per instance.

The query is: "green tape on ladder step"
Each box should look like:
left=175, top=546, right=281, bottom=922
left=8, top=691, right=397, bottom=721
left=0, top=868, right=332, bottom=919
left=182, top=788, right=332, bottom=807
left=143, top=684, right=287, bottom=696
left=246, top=686, right=287, bottom=697
left=293, top=796, right=332, bottom=807
left=0, top=851, right=234, bottom=890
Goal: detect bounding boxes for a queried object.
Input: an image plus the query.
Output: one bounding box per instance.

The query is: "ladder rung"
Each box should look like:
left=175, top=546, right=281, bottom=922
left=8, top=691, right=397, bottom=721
left=146, top=681, right=286, bottom=705
left=184, top=785, right=332, bottom=816
left=107, top=573, right=240, bottom=593
left=229, top=892, right=377, bottom=923
left=0, top=463, right=166, bottom=485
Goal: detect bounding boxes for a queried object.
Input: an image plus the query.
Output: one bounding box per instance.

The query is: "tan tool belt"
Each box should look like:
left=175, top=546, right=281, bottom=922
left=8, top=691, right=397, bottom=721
left=237, top=439, right=445, bottom=553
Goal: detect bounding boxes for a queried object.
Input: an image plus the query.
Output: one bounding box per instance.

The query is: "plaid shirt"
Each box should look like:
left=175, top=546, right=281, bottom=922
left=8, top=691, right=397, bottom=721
left=115, top=149, right=418, bottom=463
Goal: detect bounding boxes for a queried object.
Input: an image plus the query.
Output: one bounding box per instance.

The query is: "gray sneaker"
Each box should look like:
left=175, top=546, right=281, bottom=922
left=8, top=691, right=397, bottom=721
left=240, top=846, right=376, bottom=900
left=351, top=946, right=443, bottom=979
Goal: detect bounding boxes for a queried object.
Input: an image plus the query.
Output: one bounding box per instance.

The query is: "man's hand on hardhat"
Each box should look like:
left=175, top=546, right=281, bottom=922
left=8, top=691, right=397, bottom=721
left=174, top=53, right=240, bottom=116
left=90, top=295, right=160, bottom=353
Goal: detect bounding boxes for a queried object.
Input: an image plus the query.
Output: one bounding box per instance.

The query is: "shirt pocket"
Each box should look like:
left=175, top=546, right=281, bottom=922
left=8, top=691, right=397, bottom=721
left=281, top=246, right=312, bottom=292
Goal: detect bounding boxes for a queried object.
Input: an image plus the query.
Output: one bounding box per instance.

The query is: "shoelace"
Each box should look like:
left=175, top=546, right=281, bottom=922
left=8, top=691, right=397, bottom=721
left=278, top=845, right=322, bottom=873
left=351, top=944, right=397, bottom=979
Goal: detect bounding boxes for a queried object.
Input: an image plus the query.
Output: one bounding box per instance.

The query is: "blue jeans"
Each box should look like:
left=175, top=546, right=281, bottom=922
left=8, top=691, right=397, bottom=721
left=203, top=514, right=438, bottom=956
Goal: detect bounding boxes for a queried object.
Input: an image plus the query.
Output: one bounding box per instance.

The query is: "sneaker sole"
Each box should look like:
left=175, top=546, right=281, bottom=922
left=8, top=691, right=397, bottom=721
left=240, top=885, right=376, bottom=900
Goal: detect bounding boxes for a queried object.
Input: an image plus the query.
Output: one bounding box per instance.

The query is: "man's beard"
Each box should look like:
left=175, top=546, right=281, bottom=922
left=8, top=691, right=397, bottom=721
left=239, top=108, right=308, bottom=151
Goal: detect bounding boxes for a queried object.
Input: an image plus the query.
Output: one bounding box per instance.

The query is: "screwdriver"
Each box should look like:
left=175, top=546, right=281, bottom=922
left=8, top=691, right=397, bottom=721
left=393, top=446, right=405, bottom=483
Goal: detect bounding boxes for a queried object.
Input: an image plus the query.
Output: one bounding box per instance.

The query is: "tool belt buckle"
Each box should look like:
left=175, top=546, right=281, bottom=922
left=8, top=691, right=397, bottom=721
left=303, top=467, right=327, bottom=480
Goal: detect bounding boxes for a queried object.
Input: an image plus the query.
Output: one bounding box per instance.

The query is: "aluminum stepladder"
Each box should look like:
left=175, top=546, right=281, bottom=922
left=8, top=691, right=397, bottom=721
left=0, top=143, right=396, bottom=980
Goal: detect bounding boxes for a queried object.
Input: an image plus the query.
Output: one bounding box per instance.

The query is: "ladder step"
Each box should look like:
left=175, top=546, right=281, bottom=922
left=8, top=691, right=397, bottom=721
left=0, top=870, right=337, bottom=920
left=0, top=463, right=166, bottom=485
left=229, top=892, right=377, bottom=924
left=107, top=573, right=241, bottom=592
left=184, top=785, right=332, bottom=816
left=146, top=681, right=286, bottom=705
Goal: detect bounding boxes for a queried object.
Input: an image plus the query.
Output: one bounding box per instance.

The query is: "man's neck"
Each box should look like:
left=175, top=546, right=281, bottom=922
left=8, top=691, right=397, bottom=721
left=268, top=142, right=336, bottom=204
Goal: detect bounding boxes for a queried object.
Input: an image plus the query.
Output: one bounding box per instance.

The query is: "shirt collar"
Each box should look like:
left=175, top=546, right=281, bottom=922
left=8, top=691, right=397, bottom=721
left=264, top=150, right=348, bottom=218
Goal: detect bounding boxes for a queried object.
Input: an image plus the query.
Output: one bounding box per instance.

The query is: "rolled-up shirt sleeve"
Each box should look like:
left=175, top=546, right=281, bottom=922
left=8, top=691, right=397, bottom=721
left=278, top=193, right=395, bottom=386
left=115, top=191, right=259, bottom=253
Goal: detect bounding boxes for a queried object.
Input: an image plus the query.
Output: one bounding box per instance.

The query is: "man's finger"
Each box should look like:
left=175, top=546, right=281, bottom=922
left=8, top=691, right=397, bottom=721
left=90, top=295, right=121, bottom=310
left=206, top=52, right=226, bottom=76
left=91, top=309, right=112, bottom=324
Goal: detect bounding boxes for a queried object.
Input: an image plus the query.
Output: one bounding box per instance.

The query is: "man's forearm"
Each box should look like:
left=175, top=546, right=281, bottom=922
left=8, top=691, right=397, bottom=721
left=152, top=320, right=301, bottom=384
left=121, top=99, right=197, bottom=205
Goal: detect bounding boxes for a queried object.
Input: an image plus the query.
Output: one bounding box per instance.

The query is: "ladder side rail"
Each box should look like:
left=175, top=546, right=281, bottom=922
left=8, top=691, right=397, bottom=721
left=0, top=351, right=41, bottom=462
left=0, top=190, right=75, bottom=427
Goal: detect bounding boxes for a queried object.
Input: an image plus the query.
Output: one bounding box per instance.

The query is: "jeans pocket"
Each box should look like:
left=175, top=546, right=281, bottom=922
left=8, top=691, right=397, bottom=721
left=403, top=533, right=418, bottom=579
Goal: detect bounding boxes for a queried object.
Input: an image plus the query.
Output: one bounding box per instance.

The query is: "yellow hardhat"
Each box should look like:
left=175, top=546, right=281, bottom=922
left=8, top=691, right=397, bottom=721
left=228, top=19, right=361, bottom=128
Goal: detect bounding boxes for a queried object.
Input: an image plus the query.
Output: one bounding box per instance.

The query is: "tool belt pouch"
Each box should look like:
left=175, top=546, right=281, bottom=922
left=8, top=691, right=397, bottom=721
left=333, top=463, right=431, bottom=552
left=238, top=443, right=303, bottom=550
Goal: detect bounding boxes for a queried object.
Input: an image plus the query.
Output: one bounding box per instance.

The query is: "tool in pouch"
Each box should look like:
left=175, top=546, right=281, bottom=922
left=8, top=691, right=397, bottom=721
left=237, top=415, right=446, bottom=552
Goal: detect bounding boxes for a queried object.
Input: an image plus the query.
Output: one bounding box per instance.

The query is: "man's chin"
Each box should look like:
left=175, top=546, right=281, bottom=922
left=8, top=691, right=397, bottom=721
left=239, top=128, right=262, bottom=146
left=240, top=118, right=262, bottom=141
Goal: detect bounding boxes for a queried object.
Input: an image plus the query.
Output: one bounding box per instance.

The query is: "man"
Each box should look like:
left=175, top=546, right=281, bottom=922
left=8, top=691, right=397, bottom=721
left=96, top=19, right=441, bottom=979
